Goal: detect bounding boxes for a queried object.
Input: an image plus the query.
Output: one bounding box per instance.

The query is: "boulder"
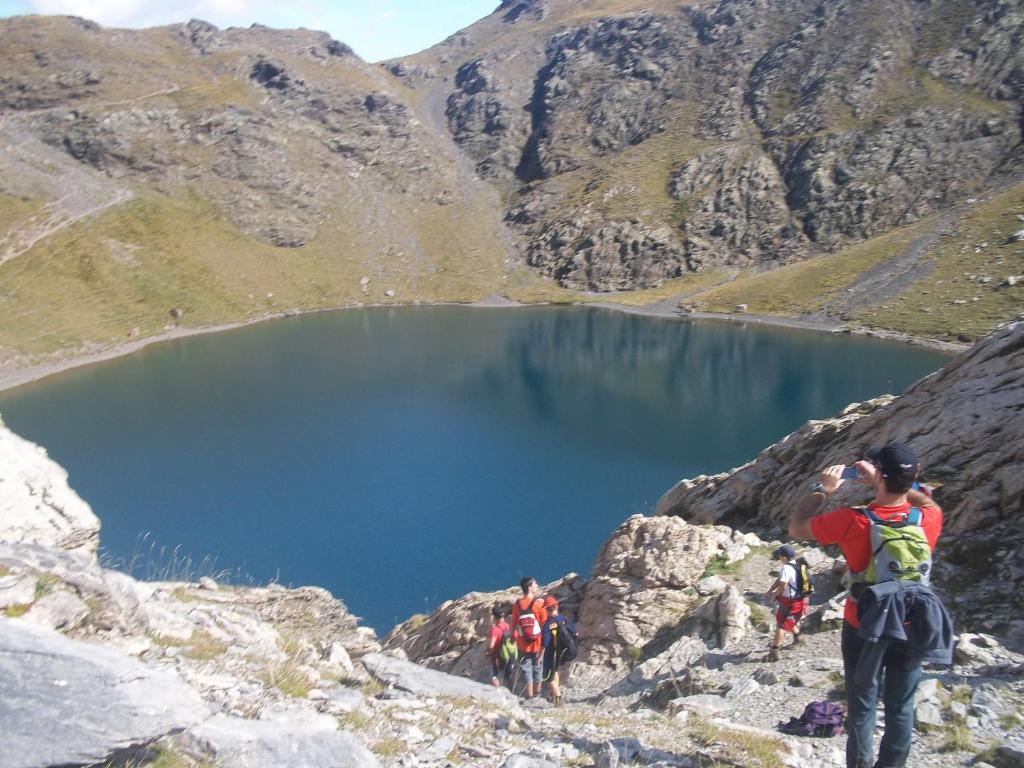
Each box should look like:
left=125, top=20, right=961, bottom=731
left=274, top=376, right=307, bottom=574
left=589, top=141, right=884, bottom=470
left=361, top=652, right=523, bottom=713
left=182, top=714, right=379, bottom=768
left=0, top=618, right=209, bottom=768
left=577, top=515, right=734, bottom=667
left=0, top=417, right=100, bottom=554
left=696, top=586, right=750, bottom=649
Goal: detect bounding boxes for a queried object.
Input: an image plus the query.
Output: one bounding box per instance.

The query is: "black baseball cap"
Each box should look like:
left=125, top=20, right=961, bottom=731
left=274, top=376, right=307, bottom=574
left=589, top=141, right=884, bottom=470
left=866, top=441, right=919, bottom=481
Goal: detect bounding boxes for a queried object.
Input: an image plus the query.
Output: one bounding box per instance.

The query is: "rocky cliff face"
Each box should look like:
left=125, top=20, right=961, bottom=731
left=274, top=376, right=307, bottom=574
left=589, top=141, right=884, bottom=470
left=658, top=318, right=1024, bottom=641
left=396, top=0, right=1023, bottom=291
left=0, top=415, right=100, bottom=554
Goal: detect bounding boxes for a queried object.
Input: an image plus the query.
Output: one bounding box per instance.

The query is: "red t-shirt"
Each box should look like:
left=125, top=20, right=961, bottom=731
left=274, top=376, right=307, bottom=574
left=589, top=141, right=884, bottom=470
left=810, top=502, right=942, bottom=628
left=511, top=596, right=548, bottom=654
left=487, top=620, right=510, bottom=659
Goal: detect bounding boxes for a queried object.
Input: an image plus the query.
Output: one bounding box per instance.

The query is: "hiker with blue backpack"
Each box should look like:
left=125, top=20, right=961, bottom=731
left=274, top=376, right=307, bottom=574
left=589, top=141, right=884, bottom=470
left=789, top=441, right=953, bottom=768
left=540, top=595, right=578, bottom=707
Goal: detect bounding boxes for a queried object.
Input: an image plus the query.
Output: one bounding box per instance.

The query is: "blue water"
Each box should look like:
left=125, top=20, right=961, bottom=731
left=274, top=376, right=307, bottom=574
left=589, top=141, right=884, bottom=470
left=0, top=307, right=949, bottom=632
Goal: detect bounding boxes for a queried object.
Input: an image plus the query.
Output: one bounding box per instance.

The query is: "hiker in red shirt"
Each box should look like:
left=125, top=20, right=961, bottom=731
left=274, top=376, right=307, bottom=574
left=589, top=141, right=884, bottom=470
left=788, top=442, right=943, bottom=768
left=765, top=544, right=806, bottom=659
left=510, top=576, right=548, bottom=700
left=485, top=602, right=514, bottom=688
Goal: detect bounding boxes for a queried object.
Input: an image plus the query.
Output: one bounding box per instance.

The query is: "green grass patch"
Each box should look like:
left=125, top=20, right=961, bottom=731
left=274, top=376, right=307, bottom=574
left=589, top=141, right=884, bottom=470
left=0, top=564, right=11, bottom=577
left=33, top=572, right=61, bottom=600
left=372, top=739, right=406, bottom=758
left=690, top=718, right=785, bottom=768
left=1000, top=712, right=1023, bottom=731
left=262, top=662, right=314, bottom=698
left=859, top=184, right=1024, bottom=342
left=746, top=599, right=772, bottom=630
left=180, top=631, right=228, bottom=661
left=337, top=709, right=374, bottom=732
left=695, top=223, right=924, bottom=316
left=701, top=553, right=742, bottom=579
left=4, top=604, right=31, bottom=618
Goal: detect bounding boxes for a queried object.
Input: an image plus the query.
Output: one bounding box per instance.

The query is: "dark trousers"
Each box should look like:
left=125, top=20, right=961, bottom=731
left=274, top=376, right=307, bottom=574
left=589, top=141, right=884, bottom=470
left=841, top=624, right=922, bottom=768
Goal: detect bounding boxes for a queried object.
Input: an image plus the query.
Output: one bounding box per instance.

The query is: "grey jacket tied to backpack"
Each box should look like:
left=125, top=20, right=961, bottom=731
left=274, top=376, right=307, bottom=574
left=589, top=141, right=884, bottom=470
left=853, top=580, right=954, bottom=688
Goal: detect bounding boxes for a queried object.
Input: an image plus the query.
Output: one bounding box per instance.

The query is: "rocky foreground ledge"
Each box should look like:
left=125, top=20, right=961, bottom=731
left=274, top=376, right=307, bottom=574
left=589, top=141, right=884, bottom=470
left=2, top=322, right=1024, bottom=768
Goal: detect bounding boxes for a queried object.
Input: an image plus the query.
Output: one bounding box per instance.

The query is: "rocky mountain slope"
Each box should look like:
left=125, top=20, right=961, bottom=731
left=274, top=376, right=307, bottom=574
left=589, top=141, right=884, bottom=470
left=393, top=0, right=1023, bottom=305
left=1, top=1, right=1023, bottom=380
left=0, top=15, right=513, bottom=372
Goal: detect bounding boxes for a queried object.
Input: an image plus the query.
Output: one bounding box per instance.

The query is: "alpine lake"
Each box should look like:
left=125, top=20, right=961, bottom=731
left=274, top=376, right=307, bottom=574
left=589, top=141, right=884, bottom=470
left=0, top=307, right=950, bottom=633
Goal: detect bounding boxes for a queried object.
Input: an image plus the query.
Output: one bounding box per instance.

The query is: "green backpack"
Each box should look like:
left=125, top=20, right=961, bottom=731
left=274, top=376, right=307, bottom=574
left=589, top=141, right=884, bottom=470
left=855, top=506, right=932, bottom=585
left=497, top=628, right=518, bottom=665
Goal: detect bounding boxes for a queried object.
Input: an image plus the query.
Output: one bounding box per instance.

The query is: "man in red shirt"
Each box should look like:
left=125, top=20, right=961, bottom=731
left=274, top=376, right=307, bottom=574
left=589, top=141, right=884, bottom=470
left=511, top=576, right=548, bottom=700
left=789, top=442, right=942, bottom=768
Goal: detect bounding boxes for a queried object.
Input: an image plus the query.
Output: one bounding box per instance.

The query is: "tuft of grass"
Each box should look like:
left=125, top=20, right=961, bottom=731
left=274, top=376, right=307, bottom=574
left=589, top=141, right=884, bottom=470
left=746, top=600, right=772, bottom=631
left=372, top=739, right=406, bottom=758
left=262, top=660, right=314, bottom=698
left=0, top=565, right=10, bottom=577
left=404, top=613, right=429, bottom=631
left=4, top=604, right=32, bottom=618
left=999, top=712, right=1023, bottom=731
left=941, top=719, right=972, bottom=753
left=625, top=645, right=644, bottom=666
left=148, top=629, right=228, bottom=660
left=180, top=631, right=228, bottom=661
left=701, top=554, right=742, bottom=579
left=337, top=709, right=374, bottom=732
left=690, top=717, right=785, bottom=768
left=33, top=571, right=62, bottom=600
left=360, top=677, right=385, bottom=698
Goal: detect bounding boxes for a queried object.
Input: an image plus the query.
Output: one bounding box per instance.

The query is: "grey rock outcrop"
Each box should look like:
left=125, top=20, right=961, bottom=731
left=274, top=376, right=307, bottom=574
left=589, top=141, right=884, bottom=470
left=362, top=652, right=524, bottom=713
left=181, top=713, right=380, bottom=768
left=0, top=416, right=100, bottom=554
left=527, top=218, right=688, bottom=290
left=0, top=617, right=209, bottom=768
left=694, top=585, right=750, bottom=649
left=578, top=515, right=758, bottom=667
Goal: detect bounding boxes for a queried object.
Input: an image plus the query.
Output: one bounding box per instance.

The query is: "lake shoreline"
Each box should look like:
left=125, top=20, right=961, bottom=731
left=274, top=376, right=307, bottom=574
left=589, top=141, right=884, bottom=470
left=0, top=298, right=965, bottom=394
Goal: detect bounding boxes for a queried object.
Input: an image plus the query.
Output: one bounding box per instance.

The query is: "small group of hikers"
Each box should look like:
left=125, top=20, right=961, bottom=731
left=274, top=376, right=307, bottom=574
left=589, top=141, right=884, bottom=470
left=485, top=576, right=578, bottom=705
left=767, top=441, right=953, bottom=768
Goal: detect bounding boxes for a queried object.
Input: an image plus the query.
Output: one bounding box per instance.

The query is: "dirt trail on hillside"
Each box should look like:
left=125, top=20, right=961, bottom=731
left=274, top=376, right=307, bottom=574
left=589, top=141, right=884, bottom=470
left=0, top=118, right=131, bottom=266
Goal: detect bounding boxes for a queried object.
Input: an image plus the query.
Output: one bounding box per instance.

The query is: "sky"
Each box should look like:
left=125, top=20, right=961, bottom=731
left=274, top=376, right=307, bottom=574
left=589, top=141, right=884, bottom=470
left=0, top=0, right=501, bottom=61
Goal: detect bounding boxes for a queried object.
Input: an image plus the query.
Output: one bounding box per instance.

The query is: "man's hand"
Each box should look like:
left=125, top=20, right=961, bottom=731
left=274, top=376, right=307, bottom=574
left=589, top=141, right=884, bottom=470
left=819, top=464, right=846, bottom=494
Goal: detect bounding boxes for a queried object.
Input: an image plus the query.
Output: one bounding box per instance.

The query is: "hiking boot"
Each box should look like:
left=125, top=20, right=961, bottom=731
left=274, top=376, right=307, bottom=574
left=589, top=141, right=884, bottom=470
left=767, top=646, right=781, bottom=662
left=792, top=633, right=802, bottom=646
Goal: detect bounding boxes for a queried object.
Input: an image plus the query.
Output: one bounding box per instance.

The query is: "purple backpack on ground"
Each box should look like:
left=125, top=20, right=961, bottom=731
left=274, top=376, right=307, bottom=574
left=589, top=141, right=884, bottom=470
left=777, top=700, right=845, bottom=737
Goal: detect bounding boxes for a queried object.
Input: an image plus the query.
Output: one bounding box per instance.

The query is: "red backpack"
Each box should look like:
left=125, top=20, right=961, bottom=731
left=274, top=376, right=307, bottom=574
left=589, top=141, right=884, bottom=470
left=516, top=597, right=542, bottom=642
